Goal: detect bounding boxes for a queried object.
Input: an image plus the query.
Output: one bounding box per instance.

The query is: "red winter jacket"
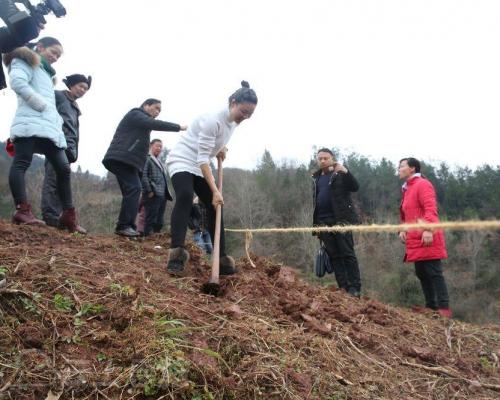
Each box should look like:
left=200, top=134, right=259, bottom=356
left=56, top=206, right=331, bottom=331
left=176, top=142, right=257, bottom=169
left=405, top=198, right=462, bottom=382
left=400, top=176, right=447, bottom=262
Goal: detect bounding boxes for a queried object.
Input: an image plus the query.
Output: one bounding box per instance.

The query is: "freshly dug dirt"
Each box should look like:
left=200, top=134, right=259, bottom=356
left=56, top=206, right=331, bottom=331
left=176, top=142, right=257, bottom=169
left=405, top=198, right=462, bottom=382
left=0, top=221, right=499, bottom=399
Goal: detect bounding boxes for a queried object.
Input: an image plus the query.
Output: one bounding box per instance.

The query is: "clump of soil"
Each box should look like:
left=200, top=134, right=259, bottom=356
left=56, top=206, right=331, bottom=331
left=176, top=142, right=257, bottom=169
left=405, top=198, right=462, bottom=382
left=0, top=221, right=499, bottom=399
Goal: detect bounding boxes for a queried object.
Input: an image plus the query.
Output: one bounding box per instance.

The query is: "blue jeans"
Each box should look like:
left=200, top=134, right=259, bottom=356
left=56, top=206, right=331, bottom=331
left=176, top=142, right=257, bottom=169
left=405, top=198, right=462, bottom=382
left=193, top=230, right=213, bottom=254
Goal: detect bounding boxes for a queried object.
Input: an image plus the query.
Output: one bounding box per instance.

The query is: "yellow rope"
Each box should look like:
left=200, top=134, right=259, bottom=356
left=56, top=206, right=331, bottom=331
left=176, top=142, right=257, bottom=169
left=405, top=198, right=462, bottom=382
left=226, top=220, right=500, bottom=268
left=226, top=220, right=500, bottom=234
left=245, top=231, right=257, bottom=268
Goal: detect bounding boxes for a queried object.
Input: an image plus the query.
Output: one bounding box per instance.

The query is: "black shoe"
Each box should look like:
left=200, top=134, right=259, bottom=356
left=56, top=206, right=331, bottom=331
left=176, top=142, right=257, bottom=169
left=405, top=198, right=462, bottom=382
left=43, top=217, right=60, bottom=228
left=347, top=288, right=361, bottom=298
left=167, top=247, right=190, bottom=276
left=220, top=255, right=237, bottom=276
left=115, top=227, right=140, bottom=237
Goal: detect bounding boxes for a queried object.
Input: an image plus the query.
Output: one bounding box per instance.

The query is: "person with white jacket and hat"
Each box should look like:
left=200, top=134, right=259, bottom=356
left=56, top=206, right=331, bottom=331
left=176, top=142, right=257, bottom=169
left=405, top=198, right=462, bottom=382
left=4, top=37, right=82, bottom=232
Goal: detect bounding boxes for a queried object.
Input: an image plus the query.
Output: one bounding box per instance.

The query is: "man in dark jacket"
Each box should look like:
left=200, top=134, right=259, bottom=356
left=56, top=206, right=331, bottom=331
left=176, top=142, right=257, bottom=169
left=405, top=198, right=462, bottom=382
left=313, top=148, right=362, bottom=297
left=41, top=74, right=91, bottom=233
left=103, top=98, right=186, bottom=237
left=141, top=139, right=172, bottom=236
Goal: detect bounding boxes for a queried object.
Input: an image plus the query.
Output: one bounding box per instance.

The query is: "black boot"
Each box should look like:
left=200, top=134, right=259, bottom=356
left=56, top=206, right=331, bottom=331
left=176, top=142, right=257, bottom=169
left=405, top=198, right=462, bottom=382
left=220, top=255, right=237, bottom=275
left=115, top=227, right=140, bottom=237
left=347, top=287, right=361, bottom=298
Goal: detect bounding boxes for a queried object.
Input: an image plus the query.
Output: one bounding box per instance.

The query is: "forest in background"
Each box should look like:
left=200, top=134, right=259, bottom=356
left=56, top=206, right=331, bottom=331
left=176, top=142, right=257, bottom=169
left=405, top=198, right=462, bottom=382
left=1, top=142, right=498, bottom=324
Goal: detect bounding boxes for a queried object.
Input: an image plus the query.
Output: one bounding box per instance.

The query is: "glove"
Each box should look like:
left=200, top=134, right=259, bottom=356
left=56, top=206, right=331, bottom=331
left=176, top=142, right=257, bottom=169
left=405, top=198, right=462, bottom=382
left=5, top=139, right=15, bottom=157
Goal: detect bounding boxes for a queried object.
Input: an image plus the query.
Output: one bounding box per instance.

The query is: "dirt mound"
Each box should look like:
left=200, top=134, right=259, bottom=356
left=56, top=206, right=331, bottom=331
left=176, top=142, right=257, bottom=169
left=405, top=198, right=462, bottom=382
left=0, top=221, right=499, bottom=399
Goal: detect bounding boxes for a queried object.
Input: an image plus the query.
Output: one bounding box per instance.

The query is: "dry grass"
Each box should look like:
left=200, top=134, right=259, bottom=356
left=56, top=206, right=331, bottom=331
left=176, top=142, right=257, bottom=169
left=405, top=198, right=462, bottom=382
left=0, top=221, right=499, bottom=399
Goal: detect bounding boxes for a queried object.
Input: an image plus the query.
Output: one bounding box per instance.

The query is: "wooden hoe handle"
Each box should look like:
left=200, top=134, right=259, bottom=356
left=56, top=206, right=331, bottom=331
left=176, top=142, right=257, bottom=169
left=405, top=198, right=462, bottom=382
left=210, top=158, right=224, bottom=283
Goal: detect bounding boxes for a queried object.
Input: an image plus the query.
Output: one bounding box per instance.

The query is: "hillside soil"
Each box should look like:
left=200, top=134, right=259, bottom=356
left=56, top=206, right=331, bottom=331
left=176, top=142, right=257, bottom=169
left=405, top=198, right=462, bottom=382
left=0, top=221, right=499, bottom=399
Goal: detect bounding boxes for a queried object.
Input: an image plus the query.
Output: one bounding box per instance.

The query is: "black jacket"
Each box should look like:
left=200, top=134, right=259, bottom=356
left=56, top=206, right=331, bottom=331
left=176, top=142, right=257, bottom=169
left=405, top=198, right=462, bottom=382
left=312, top=168, right=360, bottom=225
left=188, top=203, right=208, bottom=232
left=188, top=203, right=202, bottom=232
left=141, top=154, right=172, bottom=200
left=55, top=90, right=80, bottom=163
left=102, top=108, right=180, bottom=171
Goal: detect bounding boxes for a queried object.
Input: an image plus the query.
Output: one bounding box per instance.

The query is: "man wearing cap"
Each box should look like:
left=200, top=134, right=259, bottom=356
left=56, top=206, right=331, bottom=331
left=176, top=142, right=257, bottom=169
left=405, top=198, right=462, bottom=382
left=40, top=74, right=91, bottom=232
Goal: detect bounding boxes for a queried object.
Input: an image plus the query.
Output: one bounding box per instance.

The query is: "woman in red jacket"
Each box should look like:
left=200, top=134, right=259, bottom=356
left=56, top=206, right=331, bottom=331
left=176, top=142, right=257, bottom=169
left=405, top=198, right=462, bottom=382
left=398, top=158, right=451, bottom=318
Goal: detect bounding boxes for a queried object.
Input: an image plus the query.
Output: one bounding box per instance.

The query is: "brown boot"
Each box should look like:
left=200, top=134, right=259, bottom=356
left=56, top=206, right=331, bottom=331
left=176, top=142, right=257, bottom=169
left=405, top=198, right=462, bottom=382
left=12, top=203, right=45, bottom=225
left=59, top=208, right=87, bottom=234
left=167, top=247, right=190, bottom=276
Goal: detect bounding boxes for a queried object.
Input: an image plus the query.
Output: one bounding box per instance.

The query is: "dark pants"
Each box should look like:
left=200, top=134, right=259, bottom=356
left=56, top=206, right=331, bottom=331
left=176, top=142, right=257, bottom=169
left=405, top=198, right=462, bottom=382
left=9, top=137, right=73, bottom=209
left=104, top=160, right=141, bottom=231
left=170, top=172, right=226, bottom=255
left=41, top=159, right=64, bottom=224
left=144, top=194, right=167, bottom=236
left=318, top=223, right=361, bottom=293
left=414, top=259, right=449, bottom=309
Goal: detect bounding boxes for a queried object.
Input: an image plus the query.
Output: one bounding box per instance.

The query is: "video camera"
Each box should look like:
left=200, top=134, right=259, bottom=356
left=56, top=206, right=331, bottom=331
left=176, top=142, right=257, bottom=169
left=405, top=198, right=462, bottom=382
left=0, top=0, right=65, bottom=89
left=0, top=0, right=66, bottom=53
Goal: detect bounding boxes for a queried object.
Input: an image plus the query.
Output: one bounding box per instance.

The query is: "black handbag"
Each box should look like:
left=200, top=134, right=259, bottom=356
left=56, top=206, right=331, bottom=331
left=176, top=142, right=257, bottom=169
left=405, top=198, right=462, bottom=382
left=315, top=244, right=333, bottom=277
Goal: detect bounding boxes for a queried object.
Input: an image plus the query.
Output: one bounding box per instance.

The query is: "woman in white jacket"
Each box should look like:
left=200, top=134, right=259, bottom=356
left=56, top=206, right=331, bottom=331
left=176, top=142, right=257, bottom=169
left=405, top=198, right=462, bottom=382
left=166, top=81, right=258, bottom=275
left=4, top=37, right=81, bottom=232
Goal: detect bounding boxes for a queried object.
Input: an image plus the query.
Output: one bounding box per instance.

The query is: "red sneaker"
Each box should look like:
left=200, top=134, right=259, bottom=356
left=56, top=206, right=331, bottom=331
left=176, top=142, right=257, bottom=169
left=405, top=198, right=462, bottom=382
left=438, top=308, right=452, bottom=318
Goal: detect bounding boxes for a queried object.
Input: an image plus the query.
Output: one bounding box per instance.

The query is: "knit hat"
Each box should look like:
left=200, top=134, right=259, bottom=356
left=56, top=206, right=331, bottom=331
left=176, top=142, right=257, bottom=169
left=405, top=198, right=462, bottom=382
left=63, top=74, right=92, bottom=89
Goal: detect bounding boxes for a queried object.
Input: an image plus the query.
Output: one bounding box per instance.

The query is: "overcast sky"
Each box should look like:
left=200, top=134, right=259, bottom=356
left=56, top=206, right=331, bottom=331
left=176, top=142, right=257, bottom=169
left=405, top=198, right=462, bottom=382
left=1, top=0, right=499, bottom=176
